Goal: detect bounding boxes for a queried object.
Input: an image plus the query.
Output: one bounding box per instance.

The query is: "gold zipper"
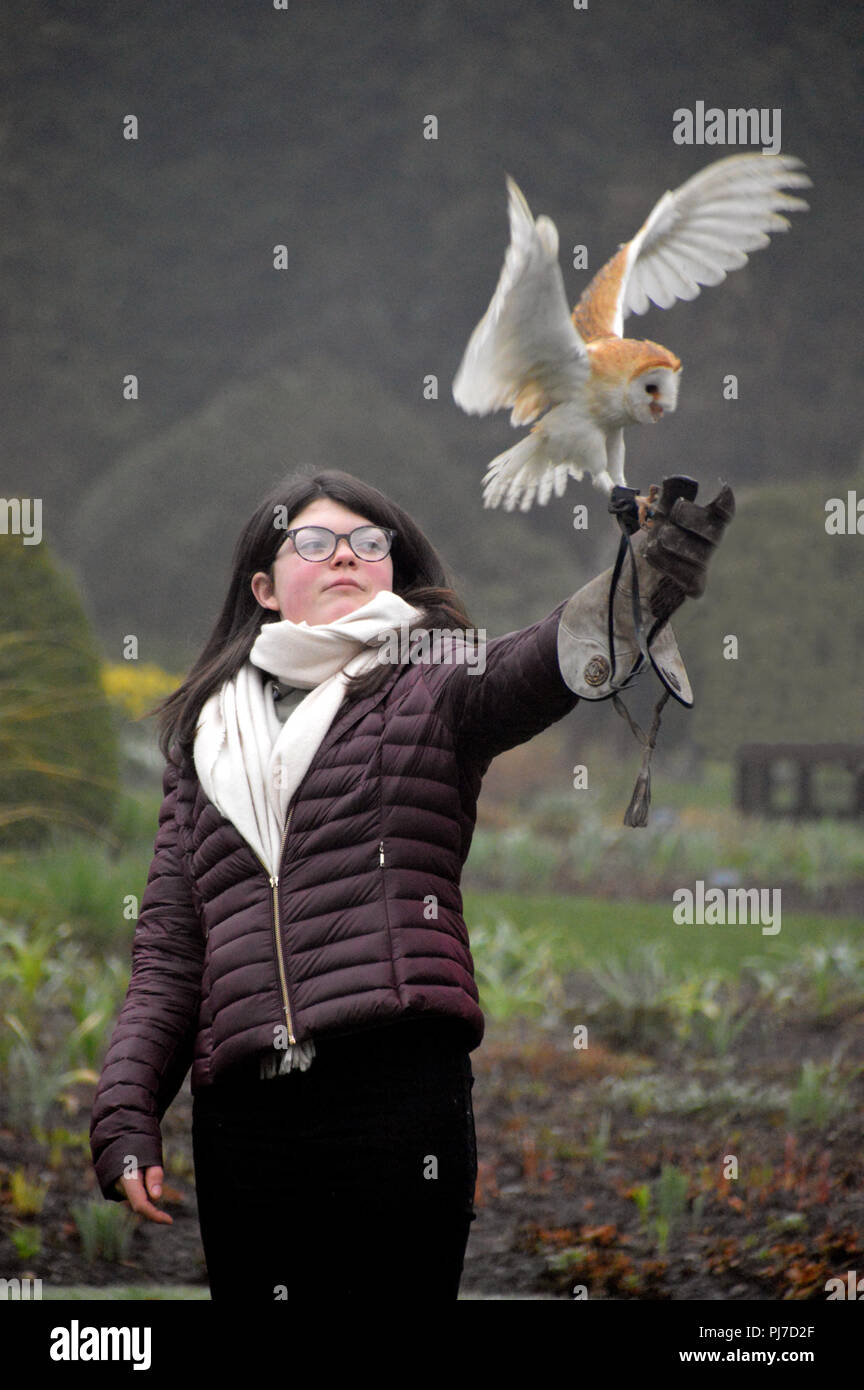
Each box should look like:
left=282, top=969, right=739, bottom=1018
left=252, top=810, right=297, bottom=1045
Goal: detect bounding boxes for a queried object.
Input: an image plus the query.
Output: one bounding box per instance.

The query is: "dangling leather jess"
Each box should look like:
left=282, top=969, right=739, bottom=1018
left=605, top=479, right=696, bottom=827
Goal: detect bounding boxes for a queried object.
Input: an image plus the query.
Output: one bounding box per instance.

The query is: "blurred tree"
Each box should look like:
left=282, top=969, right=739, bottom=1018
left=0, top=526, right=119, bottom=848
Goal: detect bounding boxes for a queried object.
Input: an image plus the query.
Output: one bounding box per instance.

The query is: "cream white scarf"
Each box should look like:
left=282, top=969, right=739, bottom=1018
left=193, top=589, right=422, bottom=1076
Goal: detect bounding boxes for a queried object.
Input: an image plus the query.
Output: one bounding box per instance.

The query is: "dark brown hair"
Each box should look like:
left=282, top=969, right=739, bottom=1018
left=154, top=469, right=474, bottom=761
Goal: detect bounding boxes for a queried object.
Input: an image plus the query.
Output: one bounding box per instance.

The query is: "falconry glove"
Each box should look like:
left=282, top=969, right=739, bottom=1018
left=557, top=476, right=735, bottom=825
left=557, top=477, right=735, bottom=704
left=643, top=477, right=736, bottom=616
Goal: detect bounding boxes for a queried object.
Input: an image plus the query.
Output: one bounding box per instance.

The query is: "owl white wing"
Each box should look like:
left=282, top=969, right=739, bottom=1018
left=574, top=154, right=811, bottom=340
left=453, top=176, right=590, bottom=426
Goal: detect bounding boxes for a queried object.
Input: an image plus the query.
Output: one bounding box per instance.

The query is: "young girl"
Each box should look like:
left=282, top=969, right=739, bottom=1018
left=89, top=467, right=731, bottom=1300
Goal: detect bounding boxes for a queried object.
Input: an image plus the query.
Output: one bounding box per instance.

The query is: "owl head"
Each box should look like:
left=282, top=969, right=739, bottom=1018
left=626, top=348, right=682, bottom=425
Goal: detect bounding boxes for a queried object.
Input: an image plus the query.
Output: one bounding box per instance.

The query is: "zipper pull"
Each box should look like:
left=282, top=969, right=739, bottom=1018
left=378, top=841, right=385, bottom=867
left=269, top=875, right=279, bottom=889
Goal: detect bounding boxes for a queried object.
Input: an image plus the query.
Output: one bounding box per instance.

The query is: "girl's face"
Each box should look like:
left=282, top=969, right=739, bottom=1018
left=250, top=498, right=395, bottom=626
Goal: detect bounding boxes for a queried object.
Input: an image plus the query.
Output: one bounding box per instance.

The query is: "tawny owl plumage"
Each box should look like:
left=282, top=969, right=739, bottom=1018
left=452, top=154, right=810, bottom=510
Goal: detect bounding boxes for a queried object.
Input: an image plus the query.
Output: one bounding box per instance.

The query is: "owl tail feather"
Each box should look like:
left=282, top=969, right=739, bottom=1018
left=482, top=434, right=579, bottom=511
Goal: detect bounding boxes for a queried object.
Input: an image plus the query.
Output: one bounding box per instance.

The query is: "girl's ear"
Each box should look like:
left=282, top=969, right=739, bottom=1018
left=250, top=571, right=280, bottom=611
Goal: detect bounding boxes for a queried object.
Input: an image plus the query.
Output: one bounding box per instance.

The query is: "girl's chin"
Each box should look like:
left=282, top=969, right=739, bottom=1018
left=313, top=589, right=367, bottom=621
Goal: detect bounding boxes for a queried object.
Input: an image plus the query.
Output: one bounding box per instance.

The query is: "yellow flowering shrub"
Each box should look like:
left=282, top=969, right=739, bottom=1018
left=100, top=662, right=184, bottom=720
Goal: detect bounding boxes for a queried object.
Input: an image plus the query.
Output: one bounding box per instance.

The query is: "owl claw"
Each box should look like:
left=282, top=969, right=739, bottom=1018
left=636, top=488, right=660, bottom=528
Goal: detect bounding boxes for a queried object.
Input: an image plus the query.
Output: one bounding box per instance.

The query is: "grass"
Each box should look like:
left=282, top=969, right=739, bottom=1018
left=0, top=757, right=861, bottom=956
left=463, top=889, right=863, bottom=980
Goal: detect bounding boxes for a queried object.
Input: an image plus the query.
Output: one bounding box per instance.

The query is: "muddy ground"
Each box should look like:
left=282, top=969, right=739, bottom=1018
left=2, top=986, right=862, bottom=1300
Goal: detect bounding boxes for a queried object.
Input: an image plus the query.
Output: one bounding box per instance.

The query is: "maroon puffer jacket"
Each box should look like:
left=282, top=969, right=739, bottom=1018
left=90, top=599, right=580, bottom=1199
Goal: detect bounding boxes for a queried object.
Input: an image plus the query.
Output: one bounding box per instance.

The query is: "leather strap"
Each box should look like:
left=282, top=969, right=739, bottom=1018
left=606, top=486, right=649, bottom=687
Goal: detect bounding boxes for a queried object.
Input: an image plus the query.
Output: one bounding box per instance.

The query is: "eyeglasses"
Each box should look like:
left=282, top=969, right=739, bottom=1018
left=278, top=525, right=397, bottom=562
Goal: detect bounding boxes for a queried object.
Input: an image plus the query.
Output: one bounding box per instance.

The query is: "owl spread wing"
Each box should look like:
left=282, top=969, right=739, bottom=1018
left=452, top=175, right=591, bottom=426
left=575, top=153, right=811, bottom=339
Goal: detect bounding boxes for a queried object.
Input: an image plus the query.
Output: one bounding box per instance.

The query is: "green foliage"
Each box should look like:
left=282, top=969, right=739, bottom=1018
left=110, top=789, right=165, bottom=847
left=468, top=794, right=864, bottom=903
left=0, top=918, right=124, bottom=1136
left=585, top=942, right=680, bottom=1050
left=582, top=943, right=752, bottom=1057
left=631, top=1183, right=651, bottom=1219
left=603, top=1070, right=789, bottom=1119
left=0, top=919, right=127, bottom=1047
left=0, top=844, right=146, bottom=952
left=70, top=1200, right=135, bottom=1264
left=786, top=1060, right=852, bottom=1130
left=743, top=940, right=864, bottom=1022
left=45, top=1127, right=91, bottom=1171
left=630, top=1164, right=693, bottom=1255
left=0, top=531, right=119, bottom=848
left=3, top=1014, right=100, bottom=1135
left=468, top=826, right=563, bottom=893
left=470, top=915, right=565, bottom=1025
left=587, top=1111, right=612, bottom=1167
left=10, top=1226, right=42, bottom=1263
left=795, top=941, right=864, bottom=1019
left=8, top=1169, right=47, bottom=1217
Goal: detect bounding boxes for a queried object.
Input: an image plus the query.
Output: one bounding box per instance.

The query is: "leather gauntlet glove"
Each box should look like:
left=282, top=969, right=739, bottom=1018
left=642, top=479, right=736, bottom=624
left=557, top=479, right=735, bottom=704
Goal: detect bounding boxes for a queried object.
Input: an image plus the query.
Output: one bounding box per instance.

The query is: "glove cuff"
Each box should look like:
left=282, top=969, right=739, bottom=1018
left=557, top=566, right=693, bottom=705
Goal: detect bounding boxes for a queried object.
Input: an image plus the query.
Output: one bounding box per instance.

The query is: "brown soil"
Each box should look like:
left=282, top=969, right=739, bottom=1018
left=2, top=1008, right=862, bottom=1300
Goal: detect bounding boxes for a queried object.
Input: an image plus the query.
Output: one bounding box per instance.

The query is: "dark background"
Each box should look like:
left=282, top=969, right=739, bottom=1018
left=3, top=0, right=861, bottom=722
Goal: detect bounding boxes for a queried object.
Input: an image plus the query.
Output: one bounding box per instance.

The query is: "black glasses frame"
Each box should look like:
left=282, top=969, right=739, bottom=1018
left=278, top=525, right=397, bottom=562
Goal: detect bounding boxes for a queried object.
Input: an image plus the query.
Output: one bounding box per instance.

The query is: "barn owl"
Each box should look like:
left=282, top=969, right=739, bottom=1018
left=452, top=154, right=810, bottom=510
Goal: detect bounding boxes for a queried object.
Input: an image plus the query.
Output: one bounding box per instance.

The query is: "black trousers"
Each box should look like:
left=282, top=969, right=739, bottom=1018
left=192, top=1019, right=478, bottom=1301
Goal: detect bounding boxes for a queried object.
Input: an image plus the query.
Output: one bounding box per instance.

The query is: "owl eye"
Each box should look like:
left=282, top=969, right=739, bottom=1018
left=645, top=384, right=659, bottom=395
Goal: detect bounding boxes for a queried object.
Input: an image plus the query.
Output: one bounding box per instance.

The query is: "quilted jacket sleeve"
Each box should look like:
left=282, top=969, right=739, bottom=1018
left=89, top=758, right=204, bottom=1201
left=433, top=598, right=581, bottom=764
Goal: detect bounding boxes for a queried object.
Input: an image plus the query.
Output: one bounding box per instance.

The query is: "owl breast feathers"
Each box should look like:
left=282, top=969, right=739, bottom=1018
left=452, top=153, right=810, bottom=509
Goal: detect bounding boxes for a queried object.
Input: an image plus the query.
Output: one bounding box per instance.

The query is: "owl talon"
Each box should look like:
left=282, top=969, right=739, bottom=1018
left=636, top=489, right=659, bottom=529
